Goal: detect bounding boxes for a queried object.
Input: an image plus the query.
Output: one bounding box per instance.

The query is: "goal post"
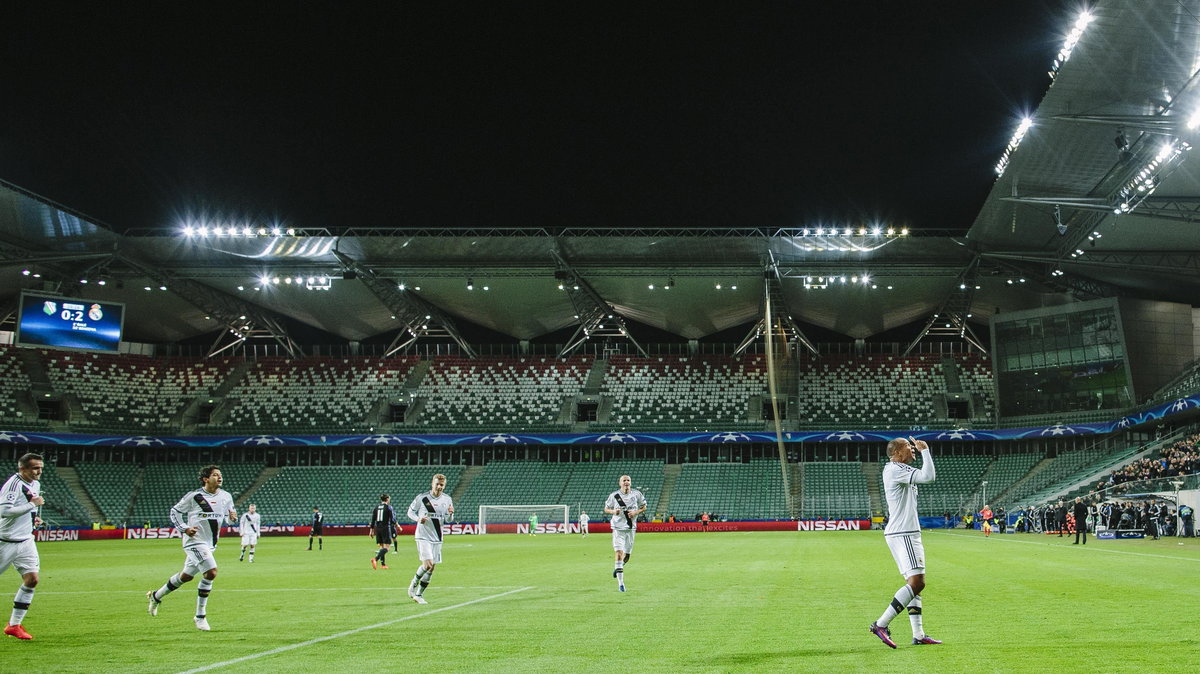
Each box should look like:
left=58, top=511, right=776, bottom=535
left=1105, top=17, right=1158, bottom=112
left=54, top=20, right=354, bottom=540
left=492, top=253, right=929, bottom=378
left=478, top=504, right=570, bottom=534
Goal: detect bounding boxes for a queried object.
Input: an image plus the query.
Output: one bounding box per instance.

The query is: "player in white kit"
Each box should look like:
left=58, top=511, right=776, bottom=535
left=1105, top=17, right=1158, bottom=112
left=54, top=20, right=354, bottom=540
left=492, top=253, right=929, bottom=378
left=146, top=465, right=236, bottom=631
left=869, top=437, right=942, bottom=648
left=406, top=473, right=454, bottom=604
left=579, top=510, right=589, bottom=537
left=239, top=504, right=261, bottom=563
left=604, top=475, right=646, bottom=592
left=1, top=453, right=45, bottom=640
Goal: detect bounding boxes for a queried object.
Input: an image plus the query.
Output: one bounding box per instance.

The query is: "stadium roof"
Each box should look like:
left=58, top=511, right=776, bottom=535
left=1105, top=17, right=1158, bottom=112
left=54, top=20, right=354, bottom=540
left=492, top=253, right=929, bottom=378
left=1, top=1, right=1198, bottom=350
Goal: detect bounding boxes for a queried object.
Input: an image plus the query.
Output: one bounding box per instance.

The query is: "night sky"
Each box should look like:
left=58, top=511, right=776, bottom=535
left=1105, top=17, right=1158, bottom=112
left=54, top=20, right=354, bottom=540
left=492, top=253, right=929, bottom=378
left=1, top=2, right=1072, bottom=234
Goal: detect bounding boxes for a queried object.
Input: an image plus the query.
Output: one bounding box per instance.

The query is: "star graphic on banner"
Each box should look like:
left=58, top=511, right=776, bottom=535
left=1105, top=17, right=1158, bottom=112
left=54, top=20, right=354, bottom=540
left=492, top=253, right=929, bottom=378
left=827, top=431, right=865, bottom=441
left=0, top=431, right=30, bottom=443
left=597, top=433, right=636, bottom=443
left=244, top=435, right=285, bottom=446
left=120, top=436, right=164, bottom=446
left=1170, top=399, right=1193, bottom=413
left=362, top=434, right=406, bottom=445
left=711, top=432, right=750, bottom=443
left=1040, top=425, right=1074, bottom=436
left=480, top=433, right=519, bottom=444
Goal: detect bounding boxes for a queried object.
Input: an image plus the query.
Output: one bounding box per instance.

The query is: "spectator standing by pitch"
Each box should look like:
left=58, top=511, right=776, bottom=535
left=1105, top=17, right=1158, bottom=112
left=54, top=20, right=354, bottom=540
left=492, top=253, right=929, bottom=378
left=869, top=437, right=941, bottom=648
left=1, top=453, right=45, bottom=640
left=146, top=465, right=236, bottom=631
left=1071, top=497, right=1088, bottom=545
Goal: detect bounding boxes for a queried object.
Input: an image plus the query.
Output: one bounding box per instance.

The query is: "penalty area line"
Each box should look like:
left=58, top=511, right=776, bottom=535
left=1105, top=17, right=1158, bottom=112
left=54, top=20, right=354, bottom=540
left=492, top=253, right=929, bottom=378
left=932, top=531, right=1200, bottom=562
left=177, top=586, right=534, bottom=674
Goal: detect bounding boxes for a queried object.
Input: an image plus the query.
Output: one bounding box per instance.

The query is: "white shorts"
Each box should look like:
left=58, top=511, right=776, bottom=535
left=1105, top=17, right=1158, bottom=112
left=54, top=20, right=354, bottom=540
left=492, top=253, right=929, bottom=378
left=240, top=535, right=259, bottom=547
left=416, top=539, right=443, bottom=564
left=0, top=538, right=39, bottom=576
left=885, top=533, right=925, bottom=578
left=611, top=528, right=635, bottom=554
left=182, top=545, right=219, bottom=576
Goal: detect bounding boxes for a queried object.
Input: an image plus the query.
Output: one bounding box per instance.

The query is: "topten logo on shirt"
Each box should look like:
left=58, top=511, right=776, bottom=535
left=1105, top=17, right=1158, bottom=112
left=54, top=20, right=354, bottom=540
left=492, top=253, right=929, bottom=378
left=196, top=512, right=223, bottom=520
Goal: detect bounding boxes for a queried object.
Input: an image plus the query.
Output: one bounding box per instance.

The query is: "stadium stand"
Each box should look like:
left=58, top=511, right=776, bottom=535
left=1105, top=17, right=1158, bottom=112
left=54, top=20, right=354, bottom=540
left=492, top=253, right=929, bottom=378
left=912, top=455, right=990, bottom=514
left=801, top=462, right=870, bottom=519
left=131, top=462, right=264, bottom=526
left=38, top=462, right=92, bottom=526
left=247, top=465, right=466, bottom=525
left=997, top=444, right=1139, bottom=506
left=796, top=354, right=943, bottom=428
left=598, top=355, right=765, bottom=430
left=0, top=346, right=41, bottom=429
left=954, top=352, right=997, bottom=421
left=669, top=459, right=788, bottom=520
left=557, top=459, right=665, bottom=519
left=974, top=452, right=1042, bottom=504
left=75, top=461, right=140, bottom=522
left=411, top=356, right=591, bottom=433
left=206, top=356, right=415, bottom=434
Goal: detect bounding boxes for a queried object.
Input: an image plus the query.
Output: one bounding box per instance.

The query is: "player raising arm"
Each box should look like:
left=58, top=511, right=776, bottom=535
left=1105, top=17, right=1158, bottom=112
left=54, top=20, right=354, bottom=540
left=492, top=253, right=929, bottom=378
left=869, top=437, right=941, bottom=648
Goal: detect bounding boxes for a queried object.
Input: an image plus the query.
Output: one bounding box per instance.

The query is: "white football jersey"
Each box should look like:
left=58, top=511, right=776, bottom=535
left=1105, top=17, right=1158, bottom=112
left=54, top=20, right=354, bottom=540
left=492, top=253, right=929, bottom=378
left=882, top=450, right=936, bottom=536
left=170, top=488, right=235, bottom=549
left=579, top=513, right=589, bottom=525
left=239, top=511, right=261, bottom=536
left=407, top=491, right=453, bottom=542
left=605, top=489, right=646, bottom=531
left=0, top=473, right=41, bottom=541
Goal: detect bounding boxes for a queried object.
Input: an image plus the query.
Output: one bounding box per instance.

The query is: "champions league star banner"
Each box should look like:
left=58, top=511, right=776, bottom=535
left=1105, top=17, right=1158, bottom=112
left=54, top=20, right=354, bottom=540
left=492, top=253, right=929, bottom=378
left=0, top=392, right=1196, bottom=447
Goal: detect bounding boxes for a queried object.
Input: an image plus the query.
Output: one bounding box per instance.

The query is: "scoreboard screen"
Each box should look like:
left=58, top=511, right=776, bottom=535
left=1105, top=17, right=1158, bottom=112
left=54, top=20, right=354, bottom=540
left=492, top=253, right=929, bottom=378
left=16, top=292, right=125, bottom=352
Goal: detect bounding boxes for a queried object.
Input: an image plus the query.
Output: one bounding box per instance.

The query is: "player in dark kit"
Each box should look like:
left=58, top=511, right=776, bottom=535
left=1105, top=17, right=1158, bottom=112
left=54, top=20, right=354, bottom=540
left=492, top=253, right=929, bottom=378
left=370, top=495, right=397, bottom=569
left=308, top=506, right=323, bottom=550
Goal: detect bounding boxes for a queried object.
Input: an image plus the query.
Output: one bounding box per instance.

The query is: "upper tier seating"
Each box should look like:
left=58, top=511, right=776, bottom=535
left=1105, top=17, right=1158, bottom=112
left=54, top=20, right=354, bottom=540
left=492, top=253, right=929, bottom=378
left=670, top=459, right=788, bottom=520
left=0, top=346, right=37, bottom=428
left=412, top=356, right=591, bottom=433
left=954, top=352, right=997, bottom=421
left=40, top=351, right=235, bottom=434
left=210, top=356, right=416, bottom=434
left=249, top=465, right=466, bottom=524
left=796, top=355, right=944, bottom=428
left=601, top=355, right=766, bottom=430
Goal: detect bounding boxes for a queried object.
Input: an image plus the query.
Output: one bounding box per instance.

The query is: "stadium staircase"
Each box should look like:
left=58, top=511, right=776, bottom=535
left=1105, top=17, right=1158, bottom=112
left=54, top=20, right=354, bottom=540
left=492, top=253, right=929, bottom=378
left=234, top=466, right=281, bottom=508
left=788, top=463, right=803, bottom=519
left=992, top=457, right=1051, bottom=505
left=56, top=466, right=103, bottom=524
left=582, top=358, right=606, bottom=394
left=861, top=462, right=882, bottom=518
left=452, top=466, right=484, bottom=503
left=655, top=464, right=682, bottom=519
left=941, top=356, right=962, bottom=394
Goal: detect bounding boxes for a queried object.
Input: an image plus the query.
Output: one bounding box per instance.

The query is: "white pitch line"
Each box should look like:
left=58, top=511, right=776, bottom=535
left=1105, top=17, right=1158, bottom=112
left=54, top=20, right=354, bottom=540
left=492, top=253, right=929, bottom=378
left=177, top=586, right=534, bottom=674
left=24, top=586, right=513, bottom=596
left=933, top=531, right=1200, bottom=562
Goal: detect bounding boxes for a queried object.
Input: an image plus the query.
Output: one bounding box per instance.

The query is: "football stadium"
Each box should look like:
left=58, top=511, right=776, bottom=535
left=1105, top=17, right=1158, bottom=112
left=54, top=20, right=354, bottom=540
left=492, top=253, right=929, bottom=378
left=2, top=3, right=1200, bottom=672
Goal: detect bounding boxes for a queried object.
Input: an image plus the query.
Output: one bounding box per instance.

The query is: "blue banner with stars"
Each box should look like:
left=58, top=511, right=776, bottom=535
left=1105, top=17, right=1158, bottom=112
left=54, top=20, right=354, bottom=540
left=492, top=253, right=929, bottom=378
left=1, top=393, right=1196, bottom=448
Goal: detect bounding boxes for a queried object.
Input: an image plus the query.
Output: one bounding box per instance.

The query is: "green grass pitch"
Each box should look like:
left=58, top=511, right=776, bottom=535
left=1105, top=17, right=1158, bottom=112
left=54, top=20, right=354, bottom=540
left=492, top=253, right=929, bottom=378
left=3, top=530, right=1198, bottom=673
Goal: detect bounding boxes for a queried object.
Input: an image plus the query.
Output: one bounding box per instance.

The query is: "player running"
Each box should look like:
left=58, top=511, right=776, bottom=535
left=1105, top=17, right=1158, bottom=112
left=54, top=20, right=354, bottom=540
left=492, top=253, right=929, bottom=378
left=604, top=474, right=646, bottom=593
left=239, top=504, right=261, bottom=562
left=371, top=494, right=397, bottom=569
left=869, top=437, right=942, bottom=648
left=147, top=465, right=236, bottom=631
left=1, top=453, right=45, bottom=640
left=407, top=474, right=454, bottom=604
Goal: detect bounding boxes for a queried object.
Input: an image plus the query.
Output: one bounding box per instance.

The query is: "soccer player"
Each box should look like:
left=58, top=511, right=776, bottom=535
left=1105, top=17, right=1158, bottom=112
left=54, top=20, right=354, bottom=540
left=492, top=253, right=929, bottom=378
left=406, top=474, right=454, bottom=604
left=528, top=511, right=538, bottom=536
left=146, top=465, right=236, bottom=631
left=308, top=506, right=323, bottom=550
left=1, top=453, right=45, bottom=640
left=869, top=437, right=941, bottom=648
left=604, top=474, right=646, bottom=593
left=370, top=494, right=397, bottom=569
left=579, top=510, right=589, bottom=537
left=239, top=504, right=261, bottom=562
left=979, top=504, right=994, bottom=537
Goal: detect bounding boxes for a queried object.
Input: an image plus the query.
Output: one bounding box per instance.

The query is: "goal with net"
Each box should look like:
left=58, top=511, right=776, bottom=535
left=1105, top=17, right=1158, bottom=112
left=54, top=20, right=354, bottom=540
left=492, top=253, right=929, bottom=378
left=478, top=505, right=570, bottom=534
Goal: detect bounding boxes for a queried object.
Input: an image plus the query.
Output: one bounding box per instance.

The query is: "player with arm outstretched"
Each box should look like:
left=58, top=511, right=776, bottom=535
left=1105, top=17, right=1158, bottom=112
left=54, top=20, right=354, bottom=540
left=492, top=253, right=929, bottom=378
left=406, top=474, right=454, bottom=604
left=869, top=437, right=942, bottom=648
left=1, top=453, right=45, bottom=640
left=604, top=474, right=646, bottom=593
left=146, top=465, right=236, bottom=632
left=239, top=504, right=261, bottom=562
